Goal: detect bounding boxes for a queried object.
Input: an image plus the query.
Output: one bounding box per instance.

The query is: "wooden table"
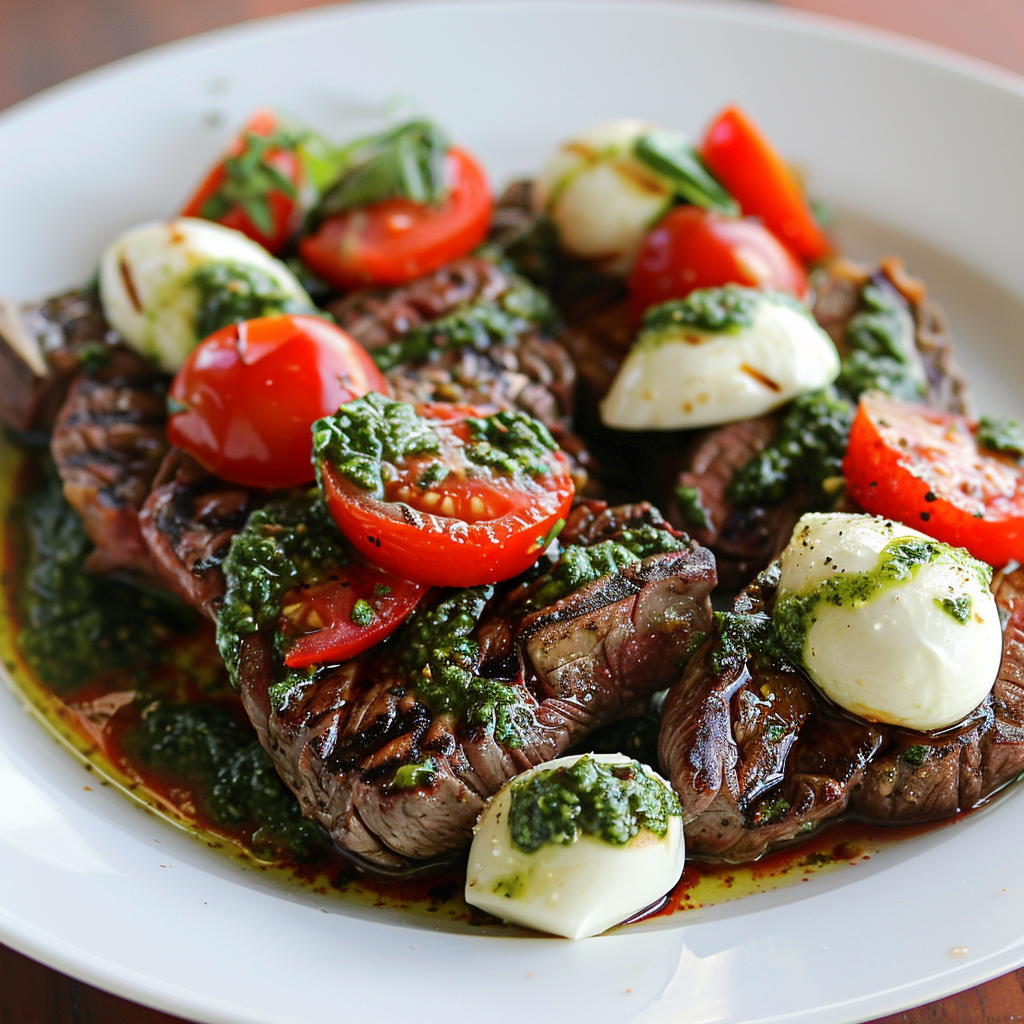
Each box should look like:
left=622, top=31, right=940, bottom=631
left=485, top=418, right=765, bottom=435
left=2, top=1, right=1022, bottom=1021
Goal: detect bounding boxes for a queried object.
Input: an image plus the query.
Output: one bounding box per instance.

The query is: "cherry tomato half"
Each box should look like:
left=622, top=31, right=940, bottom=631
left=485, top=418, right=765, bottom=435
left=628, top=205, right=808, bottom=322
left=182, top=109, right=304, bottom=254
left=843, top=391, right=1024, bottom=567
left=168, top=314, right=386, bottom=490
left=280, top=560, right=426, bottom=668
left=699, top=105, right=833, bottom=263
left=298, top=148, right=492, bottom=290
left=316, top=400, right=574, bottom=587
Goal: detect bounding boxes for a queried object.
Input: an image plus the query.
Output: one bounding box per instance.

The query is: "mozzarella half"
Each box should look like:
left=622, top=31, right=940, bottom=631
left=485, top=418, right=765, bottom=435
left=775, top=512, right=1002, bottom=731
left=600, top=294, right=840, bottom=430
left=99, top=217, right=311, bottom=372
left=465, top=753, right=684, bottom=939
left=534, top=119, right=673, bottom=274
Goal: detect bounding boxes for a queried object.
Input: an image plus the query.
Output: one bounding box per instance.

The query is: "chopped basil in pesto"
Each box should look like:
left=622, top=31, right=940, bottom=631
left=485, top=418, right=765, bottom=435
left=350, top=599, right=375, bottom=627
left=370, top=272, right=559, bottom=372
left=640, top=284, right=761, bottom=336
left=674, top=485, right=711, bottom=531
left=390, top=757, right=436, bottom=791
left=901, top=745, right=930, bottom=767
left=191, top=260, right=314, bottom=341
left=936, top=594, right=973, bottom=624
left=464, top=410, right=559, bottom=478
left=216, top=490, right=350, bottom=688
left=709, top=611, right=787, bottom=675
left=977, top=415, right=1024, bottom=458
left=508, top=755, right=680, bottom=854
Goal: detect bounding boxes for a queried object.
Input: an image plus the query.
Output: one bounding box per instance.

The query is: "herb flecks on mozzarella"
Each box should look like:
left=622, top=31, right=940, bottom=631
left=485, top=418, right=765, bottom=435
left=465, top=753, right=684, bottom=939
left=600, top=286, right=840, bottom=430
left=774, top=512, right=1001, bottom=731
left=99, top=217, right=313, bottom=372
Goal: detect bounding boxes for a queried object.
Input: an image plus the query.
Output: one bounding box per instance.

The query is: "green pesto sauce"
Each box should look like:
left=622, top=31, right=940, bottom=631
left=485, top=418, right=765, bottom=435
left=773, top=535, right=990, bottom=668
left=936, top=594, right=972, bottom=624
left=463, top=410, right=559, bottom=478
left=639, top=285, right=809, bottom=342
left=728, top=388, right=853, bottom=508
left=371, top=272, right=560, bottom=372
left=508, top=755, right=681, bottom=854
left=390, top=757, right=436, bottom=791
left=129, top=701, right=325, bottom=859
left=674, top=485, right=711, bottom=531
left=528, top=524, right=687, bottom=610
left=709, top=611, right=787, bottom=675
left=390, top=587, right=533, bottom=749
left=216, top=490, right=350, bottom=690
left=191, top=260, right=313, bottom=341
left=15, top=464, right=195, bottom=691
left=977, top=415, right=1024, bottom=459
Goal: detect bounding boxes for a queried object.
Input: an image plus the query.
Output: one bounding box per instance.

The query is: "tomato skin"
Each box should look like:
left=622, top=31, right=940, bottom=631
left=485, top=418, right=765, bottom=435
left=182, top=109, right=302, bottom=254
left=699, top=105, right=833, bottom=263
left=318, top=404, right=575, bottom=587
left=168, top=314, right=386, bottom=489
left=298, top=148, right=492, bottom=290
left=282, top=565, right=425, bottom=668
left=842, top=392, right=1024, bottom=567
left=628, top=205, right=808, bottom=321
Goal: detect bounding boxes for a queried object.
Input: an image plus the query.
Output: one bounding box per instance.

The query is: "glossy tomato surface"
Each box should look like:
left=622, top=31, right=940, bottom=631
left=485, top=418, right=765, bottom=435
left=317, top=402, right=574, bottom=586
left=628, top=205, right=808, bottom=321
left=298, top=148, right=492, bottom=290
left=281, top=562, right=425, bottom=668
left=168, top=314, right=386, bottom=489
left=182, top=109, right=303, bottom=254
left=843, top=391, right=1024, bottom=566
left=700, top=105, right=833, bottom=264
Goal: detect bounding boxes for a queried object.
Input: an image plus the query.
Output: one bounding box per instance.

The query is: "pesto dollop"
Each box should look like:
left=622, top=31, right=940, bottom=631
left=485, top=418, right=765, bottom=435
left=216, top=490, right=350, bottom=690
left=191, top=260, right=314, bottom=341
left=773, top=534, right=990, bottom=668
left=508, top=755, right=681, bottom=854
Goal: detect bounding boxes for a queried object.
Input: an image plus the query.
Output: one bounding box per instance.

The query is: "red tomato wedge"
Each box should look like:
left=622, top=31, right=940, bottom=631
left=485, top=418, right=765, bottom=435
left=298, top=147, right=492, bottom=290
left=628, top=205, right=808, bottom=321
left=281, top=563, right=425, bottom=668
left=182, top=109, right=304, bottom=254
left=315, top=399, right=574, bottom=587
left=168, top=314, right=386, bottom=490
left=699, top=105, right=833, bottom=263
left=843, top=391, right=1024, bottom=566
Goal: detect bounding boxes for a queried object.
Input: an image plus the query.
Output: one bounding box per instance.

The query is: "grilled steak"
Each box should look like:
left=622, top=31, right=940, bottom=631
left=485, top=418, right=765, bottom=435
left=0, top=289, right=120, bottom=435
left=661, top=259, right=971, bottom=587
left=234, top=501, right=716, bottom=868
left=661, top=565, right=1024, bottom=860
left=50, top=349, right=169, bottom=576
left=139, top=450, right=262, bottom=619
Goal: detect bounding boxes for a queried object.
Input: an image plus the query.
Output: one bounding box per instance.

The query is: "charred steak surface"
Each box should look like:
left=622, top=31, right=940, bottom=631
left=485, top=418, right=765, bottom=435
left=226, top=499, right=716, bottom=867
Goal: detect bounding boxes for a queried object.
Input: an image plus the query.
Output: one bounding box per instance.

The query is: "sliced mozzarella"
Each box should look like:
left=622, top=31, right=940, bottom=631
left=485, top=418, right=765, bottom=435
left=99, top=217, right=311, bottom=372
left=776, top=512, right=1002, bottom=731
left=534, top=119, right=673, bottom=273
left=600, top=292, right=840, bottom=430
left=465, top=753, right=684, bottom=939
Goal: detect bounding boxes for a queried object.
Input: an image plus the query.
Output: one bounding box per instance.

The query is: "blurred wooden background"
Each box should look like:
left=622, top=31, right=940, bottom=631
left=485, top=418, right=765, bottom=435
left=2, top=0, right=1024, bottom=1022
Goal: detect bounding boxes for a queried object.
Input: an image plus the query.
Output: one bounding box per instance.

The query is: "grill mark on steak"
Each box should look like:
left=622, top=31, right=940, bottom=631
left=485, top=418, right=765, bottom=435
left=139, top=450, right=262, bottom=620
left=236, top=502, right=716, bottom=868
left=661, top=565, right=1024, bottom=861
left=50, top=350, right=169, bottom=576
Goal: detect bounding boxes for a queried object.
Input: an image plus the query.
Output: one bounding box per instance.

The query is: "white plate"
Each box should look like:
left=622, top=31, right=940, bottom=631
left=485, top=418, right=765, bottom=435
left=2, top=2, right=1024, bottom=1022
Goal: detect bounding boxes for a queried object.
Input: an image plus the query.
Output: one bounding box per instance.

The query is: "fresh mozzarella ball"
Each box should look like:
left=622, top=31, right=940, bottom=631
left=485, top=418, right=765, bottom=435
left=600, top=290, right=840, bottom=430
left=534, top=119, right=673, bottom=273
left=99, top=217, right=311, bottom=372
left=775, top=512, right=1002, bottom=731
left=465, top=753, right=684, bottom=939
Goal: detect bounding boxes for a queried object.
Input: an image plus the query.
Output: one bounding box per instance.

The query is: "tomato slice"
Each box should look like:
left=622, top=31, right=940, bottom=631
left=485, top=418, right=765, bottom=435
left=182, top=109, right=304, bottom=254
left=699, top=105, right=833, bottom=263
left=298, top=147, right=492, bottom=290
left=314, top=397, right=575, bottom=587
left=628, top=205, right=808, bottom=322
left=168, top=314, right=387, bottom=489
left=843, top=391, right=1024, bottom=566
left=281, top=561, right=425, bottom=668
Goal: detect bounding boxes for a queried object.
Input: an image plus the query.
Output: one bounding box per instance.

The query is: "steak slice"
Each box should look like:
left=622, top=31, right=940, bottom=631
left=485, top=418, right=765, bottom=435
left=0, top=289, right=120, bottom=435
left=661, top=258, right=971, bottom=586
left=139, top=450, right=262, bottom=620
left=236, top=501, right=716, bottom=868
left=661, top=565, right=1024, bottom=860
left=50, top=350, right=169, bottom=576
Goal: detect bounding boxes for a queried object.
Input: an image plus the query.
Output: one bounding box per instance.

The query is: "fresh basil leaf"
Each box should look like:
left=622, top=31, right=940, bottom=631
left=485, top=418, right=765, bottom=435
left=634, top=130, right=738, bottom=216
